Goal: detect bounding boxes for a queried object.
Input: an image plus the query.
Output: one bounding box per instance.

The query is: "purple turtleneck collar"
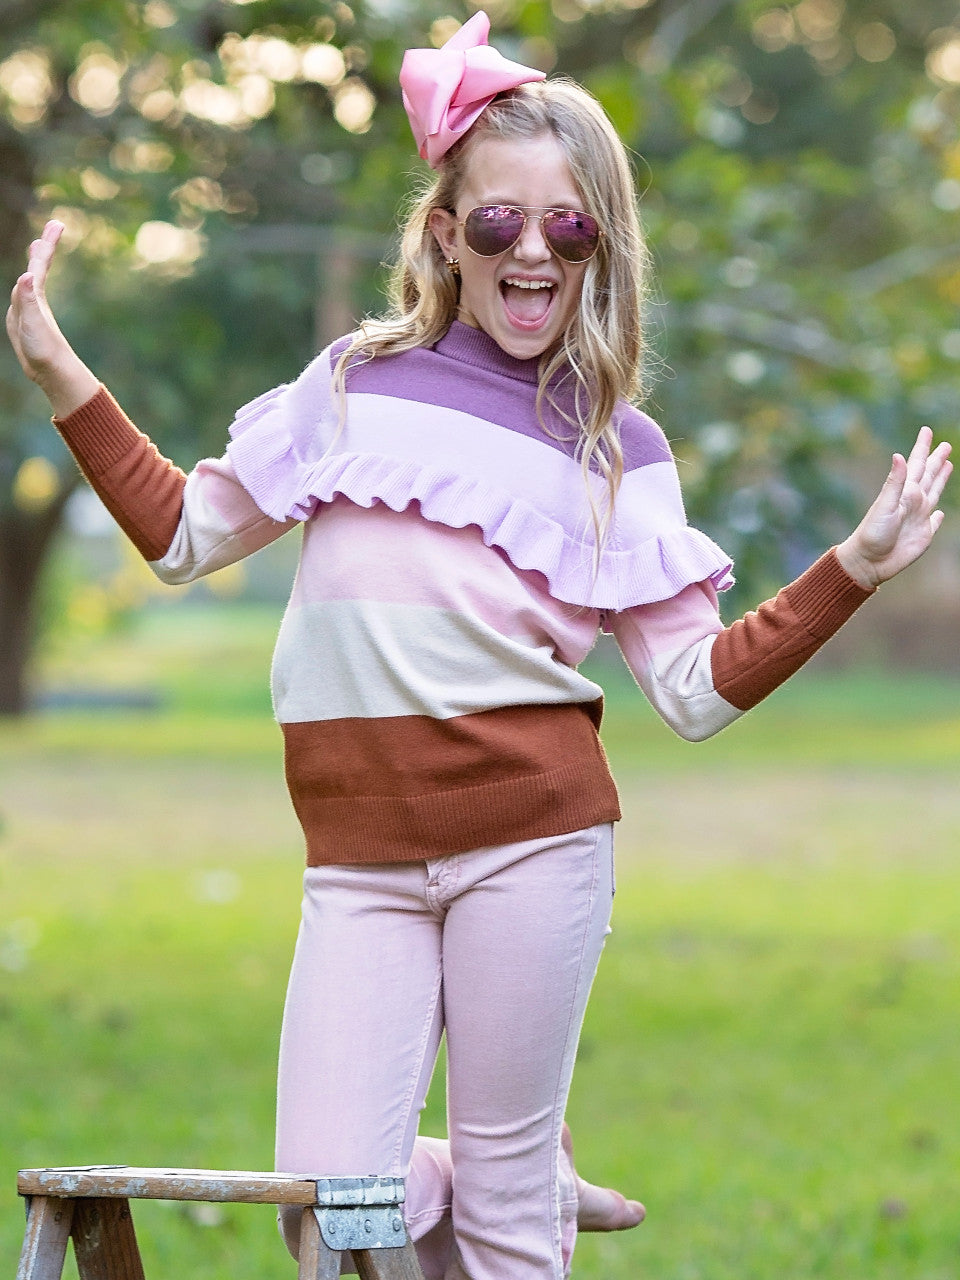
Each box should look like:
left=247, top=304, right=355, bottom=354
left=433, top=320, right=551, bottom=385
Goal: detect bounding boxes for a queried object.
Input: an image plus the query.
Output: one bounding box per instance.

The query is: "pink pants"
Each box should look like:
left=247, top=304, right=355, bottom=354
left=275, top=824, right=615, bottom=1280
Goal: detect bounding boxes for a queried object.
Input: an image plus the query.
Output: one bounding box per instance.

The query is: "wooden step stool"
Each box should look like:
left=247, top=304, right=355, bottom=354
left=16, top=1166, right=425, bottom=1280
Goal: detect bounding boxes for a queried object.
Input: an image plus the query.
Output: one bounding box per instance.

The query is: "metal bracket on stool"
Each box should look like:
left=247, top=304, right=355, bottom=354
left=15, top=1166, right=424, bottom=1280
left=314, top=1176, right=407, bottom=1251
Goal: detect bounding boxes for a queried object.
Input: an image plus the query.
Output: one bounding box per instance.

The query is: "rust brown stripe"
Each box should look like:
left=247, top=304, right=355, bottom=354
left=55, top=386, right=186, bottom=561
left=282, top=701, right=620, bottom=864
left=712, top=548, right=872, bottom=712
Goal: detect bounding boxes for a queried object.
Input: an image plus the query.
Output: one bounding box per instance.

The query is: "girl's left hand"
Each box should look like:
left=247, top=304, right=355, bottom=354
left=836, top=427, right=952, bottom=590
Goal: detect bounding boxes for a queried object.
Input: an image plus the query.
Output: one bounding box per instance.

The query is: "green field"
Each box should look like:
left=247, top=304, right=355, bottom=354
left=2, top=604, right=959, bottom=1278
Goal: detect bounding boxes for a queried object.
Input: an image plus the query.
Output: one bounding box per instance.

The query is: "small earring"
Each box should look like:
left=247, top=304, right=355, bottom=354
left=446, top=258, right=460, bottom=278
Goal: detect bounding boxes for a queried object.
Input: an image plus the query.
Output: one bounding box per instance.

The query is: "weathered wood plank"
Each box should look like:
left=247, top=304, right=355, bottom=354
left=354, top=1240, right=425, bottom=1280
left=71, top=1198, right=144, bottom=1280
left=18, top=1167, right=320, bottom=1204
left=296, top=1206, right=342, bottom=1280
left=16, top=1196, right=74, bottom=1280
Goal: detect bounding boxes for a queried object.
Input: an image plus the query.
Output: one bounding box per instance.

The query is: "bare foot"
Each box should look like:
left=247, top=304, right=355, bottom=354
left=562, top=1123, right=646, bottom=1231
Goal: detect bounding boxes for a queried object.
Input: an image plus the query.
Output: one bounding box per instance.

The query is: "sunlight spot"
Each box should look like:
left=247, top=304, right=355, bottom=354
left=726, top=351, right=766, bottom=385
left=69, top=50, right=124, bottom=115
left=111, top=138, right=175, bottom=172
left=927, top=36, right=960, bottom=87
left=80, top=168, right=121, bottom=201
left=752, top=9, right=795, bottom=53
left=666, top=220, right=699, bottom=252
left=0, top=919, right=40, bottom=973
left=301, top=42, right=346, bottom=86
left=332, top=77, right=375, bottom=133
left=932, top=178, right=960, bottom=211
left=13, top=457, right=59, bottom=512
left=193, top=870, right=242, bottom=905
left=430, top=17, right=462, bottom=48
left=723, top=257, right=759, bottom=288
left=0, top=48, right=54, bottom=124
left=134, top=221, right=205, bottom=267
left=697, top=421, right=741, bottom=461
left=236, top=73, right=275, bottom=120
left=143, top=0, right=177, bottom=28
left=855, top=22, right=896, bottom=63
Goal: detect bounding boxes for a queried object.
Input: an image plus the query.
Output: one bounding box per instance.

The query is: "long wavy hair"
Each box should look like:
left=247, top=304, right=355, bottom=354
left=333, top=77, right=650, bottom=546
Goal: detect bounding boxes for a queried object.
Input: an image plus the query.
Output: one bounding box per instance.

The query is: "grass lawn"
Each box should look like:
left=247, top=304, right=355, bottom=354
left=1, top=603, right=959, bottom=1278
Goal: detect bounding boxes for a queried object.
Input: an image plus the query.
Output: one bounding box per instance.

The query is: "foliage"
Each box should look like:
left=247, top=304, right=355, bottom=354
left=2, top=0, right=959, bottom=710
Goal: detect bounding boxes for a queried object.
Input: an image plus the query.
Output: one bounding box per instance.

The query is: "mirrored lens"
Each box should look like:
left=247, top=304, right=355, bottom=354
left=463, top=206, right=526, bottom=256
left=542, top=210, right=600, bottom=263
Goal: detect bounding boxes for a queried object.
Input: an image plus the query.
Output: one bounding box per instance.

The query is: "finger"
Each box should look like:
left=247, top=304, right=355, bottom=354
left=8, top=272, right=31, bottom=325
left=917, top=443, right=953, bottom=502
left=930, top=509, right=945, bottom=536
left=904, top=425, right=933, bottom=484
left=925, top=456, right=953, bottom=512
left=11, top=271, right=37, bottom=312
left=26, top=221, right=64, bottom=292
left=872, top=452, right=907, bottom=516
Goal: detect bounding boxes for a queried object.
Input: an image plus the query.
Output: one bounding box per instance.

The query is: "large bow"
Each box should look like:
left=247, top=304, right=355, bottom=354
left=400, top=11, right=545, bottom=168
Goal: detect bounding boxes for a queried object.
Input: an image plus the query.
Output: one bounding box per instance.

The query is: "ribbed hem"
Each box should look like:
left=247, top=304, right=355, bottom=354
left=54, top=385, right=142, bottom=476
left=783, top=547, right=874, bottom=639
left=295, top=760, right=622, bottom=865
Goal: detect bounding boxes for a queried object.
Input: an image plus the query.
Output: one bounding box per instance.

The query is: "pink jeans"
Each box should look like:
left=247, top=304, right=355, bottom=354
left=275, top=824, right=615, bottom=1280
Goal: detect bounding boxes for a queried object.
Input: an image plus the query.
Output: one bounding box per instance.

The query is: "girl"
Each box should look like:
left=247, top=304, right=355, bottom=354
left=6, top=13, right=951, bottom=1280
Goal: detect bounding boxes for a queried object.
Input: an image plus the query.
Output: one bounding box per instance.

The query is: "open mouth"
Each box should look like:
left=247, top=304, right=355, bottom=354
left=500, top=277, right=556, bottom=327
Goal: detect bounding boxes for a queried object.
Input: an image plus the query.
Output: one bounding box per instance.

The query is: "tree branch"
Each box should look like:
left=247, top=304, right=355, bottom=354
left=845, top=242, right=960, bottom=298
left=644, top=0, right=740, bottom=71
left=672, top=300, right=853, bottom=369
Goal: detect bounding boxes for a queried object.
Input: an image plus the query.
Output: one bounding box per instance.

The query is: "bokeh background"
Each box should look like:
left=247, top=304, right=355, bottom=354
left=2, top=2, right=959, bottom=1277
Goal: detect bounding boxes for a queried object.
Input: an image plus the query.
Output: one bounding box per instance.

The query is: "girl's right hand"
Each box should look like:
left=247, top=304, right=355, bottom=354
left=6, top=220, right=99, bottom=417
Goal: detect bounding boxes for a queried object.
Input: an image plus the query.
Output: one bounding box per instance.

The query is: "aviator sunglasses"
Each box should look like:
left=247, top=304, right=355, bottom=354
left=459, top=204, right=603, bottom=264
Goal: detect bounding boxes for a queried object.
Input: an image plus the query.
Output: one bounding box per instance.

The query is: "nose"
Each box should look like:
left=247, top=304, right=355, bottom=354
left=513, top=213, right=552, bottom=263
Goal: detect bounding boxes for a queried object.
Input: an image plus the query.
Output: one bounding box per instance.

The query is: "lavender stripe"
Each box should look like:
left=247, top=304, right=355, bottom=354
left=335, top=327, right=670, bottom=473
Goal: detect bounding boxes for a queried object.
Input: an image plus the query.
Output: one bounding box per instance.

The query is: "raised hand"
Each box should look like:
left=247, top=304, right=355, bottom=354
left=836, top=427, right=953, bottom=589
left=6, top=220, right=99, bottom=417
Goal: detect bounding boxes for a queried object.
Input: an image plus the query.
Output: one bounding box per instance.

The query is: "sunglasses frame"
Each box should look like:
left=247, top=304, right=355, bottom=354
left=457, top=204, right=604, bottom=264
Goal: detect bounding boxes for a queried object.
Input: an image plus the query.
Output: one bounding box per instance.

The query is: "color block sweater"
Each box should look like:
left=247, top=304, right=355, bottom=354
left=54, top=321, right=872, bottom=864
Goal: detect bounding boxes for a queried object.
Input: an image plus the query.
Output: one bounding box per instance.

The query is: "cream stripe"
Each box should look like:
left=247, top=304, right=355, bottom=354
left=632, top=632, right=741, bottom=741
left=271, top=599, right=603, bottom=723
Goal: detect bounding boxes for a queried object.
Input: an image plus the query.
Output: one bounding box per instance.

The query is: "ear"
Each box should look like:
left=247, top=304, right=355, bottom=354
left=428, top=207, right=459, bottom=260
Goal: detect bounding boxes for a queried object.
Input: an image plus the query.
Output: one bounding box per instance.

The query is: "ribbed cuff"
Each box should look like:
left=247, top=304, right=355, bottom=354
left=783, top=547, right=874, bottom=640
left=53, top=385, right=143, bottom=476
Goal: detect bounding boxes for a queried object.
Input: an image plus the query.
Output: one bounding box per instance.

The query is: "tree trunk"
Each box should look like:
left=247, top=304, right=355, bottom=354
left=0, top=486, right=75, bottom=717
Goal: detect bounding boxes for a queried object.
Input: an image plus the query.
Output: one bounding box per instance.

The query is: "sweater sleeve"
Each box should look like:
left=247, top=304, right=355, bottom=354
left=610, top=548, right=873, bottom=741
left=54, top=385, right=297, bottom=582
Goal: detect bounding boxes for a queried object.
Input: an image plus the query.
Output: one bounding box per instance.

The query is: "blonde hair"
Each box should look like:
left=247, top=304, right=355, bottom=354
left=334, top=78, right=650, bottom=546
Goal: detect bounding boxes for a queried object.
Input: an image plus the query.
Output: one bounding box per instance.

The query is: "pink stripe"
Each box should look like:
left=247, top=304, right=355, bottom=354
left=292, top=499, right=599, bottom=666
left=612, top=582, right=723, bottom=667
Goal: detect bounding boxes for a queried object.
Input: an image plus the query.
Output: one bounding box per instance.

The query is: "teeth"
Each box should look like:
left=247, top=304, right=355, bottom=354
left=503, top=278, right=553, bottom=289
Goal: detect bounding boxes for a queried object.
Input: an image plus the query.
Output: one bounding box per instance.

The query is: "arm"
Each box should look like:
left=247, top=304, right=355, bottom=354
left=7, top=221, right=296, bottom=580
left=6, top=220, right=99, bottom=417
left=613, top=431, right=952, bottom=741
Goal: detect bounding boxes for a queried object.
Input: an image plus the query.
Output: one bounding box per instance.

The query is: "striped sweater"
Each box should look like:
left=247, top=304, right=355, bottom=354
left=55, top=321, right=872, bottom=864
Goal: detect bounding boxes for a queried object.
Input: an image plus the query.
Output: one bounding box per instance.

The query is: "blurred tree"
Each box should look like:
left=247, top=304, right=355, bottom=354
left=1, top=0, right=958, bottom=712
left=0, top=0, right=398, bottom=713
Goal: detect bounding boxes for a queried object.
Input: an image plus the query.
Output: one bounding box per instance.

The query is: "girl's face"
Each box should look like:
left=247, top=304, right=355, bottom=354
left=429, top=132, right=593, bottom=362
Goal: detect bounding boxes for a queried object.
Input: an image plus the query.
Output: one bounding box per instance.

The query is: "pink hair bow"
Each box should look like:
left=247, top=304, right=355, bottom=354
left=400, top=11, right=545, bottom=168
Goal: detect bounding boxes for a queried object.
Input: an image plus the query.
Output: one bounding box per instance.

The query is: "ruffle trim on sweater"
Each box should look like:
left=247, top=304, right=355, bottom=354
left=226, top=382, right=734, bottom=612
